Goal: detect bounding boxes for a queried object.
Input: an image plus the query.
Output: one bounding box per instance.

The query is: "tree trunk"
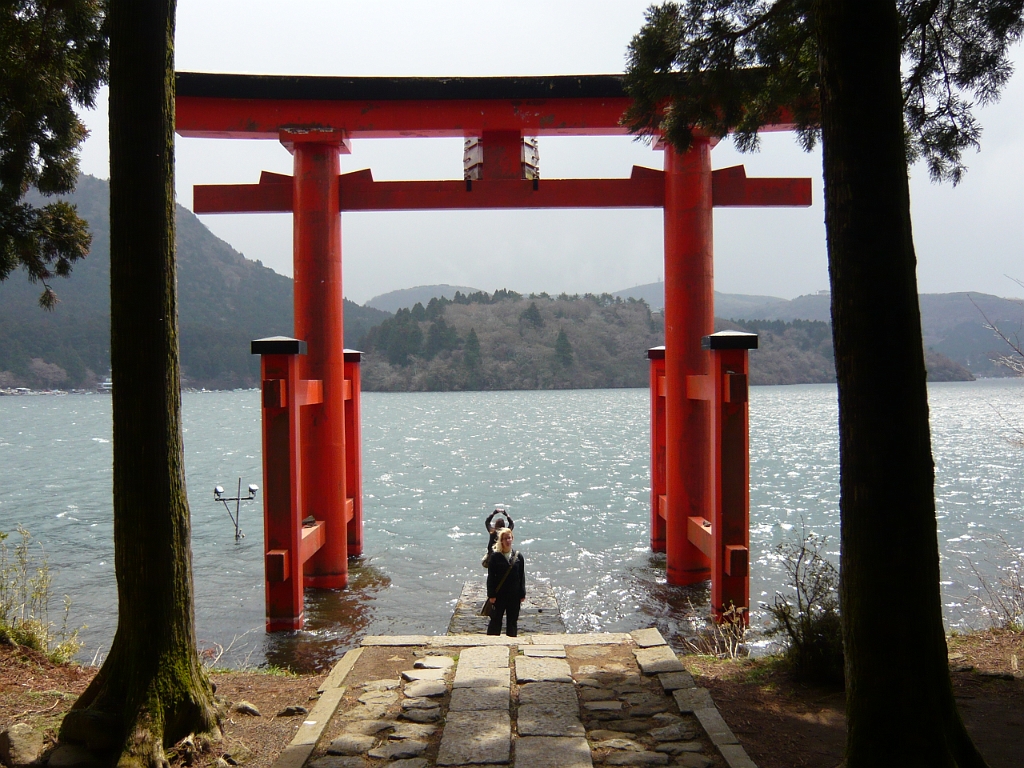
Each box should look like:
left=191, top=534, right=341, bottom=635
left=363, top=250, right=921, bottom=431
left=59, top=1, right=221, bottom=765
left=814, top=1, right=986, bottom=766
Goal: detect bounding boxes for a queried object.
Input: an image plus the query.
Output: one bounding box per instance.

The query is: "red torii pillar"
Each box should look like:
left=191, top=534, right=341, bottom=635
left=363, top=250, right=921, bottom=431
left=663, top=140, right=714, bottom=587
left=658, top=141, right=805, bottom=614
left=284, top=130, right=351, bottom=590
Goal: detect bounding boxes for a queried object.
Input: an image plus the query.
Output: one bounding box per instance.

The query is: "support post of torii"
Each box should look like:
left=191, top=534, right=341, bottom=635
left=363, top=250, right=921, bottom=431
left=284, top=130, right=352, bottom=590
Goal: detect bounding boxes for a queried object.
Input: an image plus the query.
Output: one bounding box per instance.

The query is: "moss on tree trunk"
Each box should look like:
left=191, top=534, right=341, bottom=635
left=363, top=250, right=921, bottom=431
left=59, top=1, right=221, bottom=765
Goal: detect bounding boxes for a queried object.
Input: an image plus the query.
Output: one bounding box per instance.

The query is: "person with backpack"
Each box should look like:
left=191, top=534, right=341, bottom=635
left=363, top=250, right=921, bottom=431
left=485, top=527, right=526, bottom=637
left=482, top=508, right=514, bottom=568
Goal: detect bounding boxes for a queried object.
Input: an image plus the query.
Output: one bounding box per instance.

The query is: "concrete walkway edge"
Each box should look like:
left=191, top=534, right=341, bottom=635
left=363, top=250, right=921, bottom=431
left=271, top=647, right=363, bottom=768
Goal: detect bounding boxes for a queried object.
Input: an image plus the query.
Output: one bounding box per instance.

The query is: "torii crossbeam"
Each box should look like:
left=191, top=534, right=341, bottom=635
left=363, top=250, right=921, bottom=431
left=175, top=72, right=811, bottom=628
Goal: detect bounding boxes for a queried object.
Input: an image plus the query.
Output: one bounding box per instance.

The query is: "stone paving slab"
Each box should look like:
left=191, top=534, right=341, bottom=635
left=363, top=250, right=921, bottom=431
left=452, top=667, right=510, bottom=689
left=694, top=707, right=739, bottom=746
left=368, top=740, right=428, bottom=760
left=458, top=645, right=511, bottom=668
left=515, top=736, right=594, bottom=768
left=401, top=668, right=446, bottom=681
left=404, top=680, right=447, bottom=698
left=634, top=645, right=684, bottom=675
left=390, top=723, right=438, bottom=740
left=518, top=681, right=578, bottom=709
left=658, top=671, right=696, bottom=692
left=429, top=634, right=518, bottom=647
left=529, top=633, right=631, bottom=645
left=307, top=756, right=365, bottom=768
left=517, top=682, right=585, bottom=737
left=673, top=687, right=714, bottom=713
left=515, top=656, right=573, bottom=683
left=435, top=711, right=511, bottom=766
left=414, top=656, right=455, bottom=669
left=518, top=706, right=586, bottom=737
left=522, top=646, right=566, bottom=658
left=605, top=750, right=670, bottom=765
left=361, top=635, right=433, bottom=646
left=630, top=628, right=667, bottom=648
left=719, top=744, right=759, bottom=768
left=449, top=686, right=510, bottom=711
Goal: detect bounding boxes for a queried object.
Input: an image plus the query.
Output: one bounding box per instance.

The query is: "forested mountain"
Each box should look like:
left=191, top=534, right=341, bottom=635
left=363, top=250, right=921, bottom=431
left=0, top=176, right=389, bottom=389
left=717, top=318, right=973, bottom=385
left=358, top=291, right=663, bottom=391
left=617, top=280, right=1021, bottom=377
left=355, top=292, right=972, bottom=392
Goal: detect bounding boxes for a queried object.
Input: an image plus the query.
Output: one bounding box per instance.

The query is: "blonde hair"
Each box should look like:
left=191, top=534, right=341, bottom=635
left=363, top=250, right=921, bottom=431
left=492, top=527, right=513, bottom=553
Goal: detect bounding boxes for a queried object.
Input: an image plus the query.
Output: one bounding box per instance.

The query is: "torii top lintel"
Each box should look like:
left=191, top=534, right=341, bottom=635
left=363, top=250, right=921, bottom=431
left=175, top=72, right=798, bottom=140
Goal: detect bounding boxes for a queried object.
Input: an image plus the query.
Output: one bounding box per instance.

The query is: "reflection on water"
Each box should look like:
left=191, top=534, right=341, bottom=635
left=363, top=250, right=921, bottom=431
left=2, top=380, right=1023, bottom=671
left=263, top=559, right=391, bottom=672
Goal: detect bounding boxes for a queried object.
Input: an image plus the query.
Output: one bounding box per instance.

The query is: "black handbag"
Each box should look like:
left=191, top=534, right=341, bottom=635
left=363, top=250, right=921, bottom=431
left=480, top=552, right=516, bottom=617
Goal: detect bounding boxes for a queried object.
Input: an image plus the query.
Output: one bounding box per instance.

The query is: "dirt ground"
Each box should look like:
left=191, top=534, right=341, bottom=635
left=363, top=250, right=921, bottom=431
left=1, top=630, right=1022, bottom=768
left=0, top=642, right=325, bottom=768
left=685, top=628, right=1024, bottom=768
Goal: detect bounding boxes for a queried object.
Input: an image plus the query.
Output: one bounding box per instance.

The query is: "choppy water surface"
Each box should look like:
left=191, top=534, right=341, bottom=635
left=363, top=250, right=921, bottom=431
left=1, top=380, right=1022, bottom=671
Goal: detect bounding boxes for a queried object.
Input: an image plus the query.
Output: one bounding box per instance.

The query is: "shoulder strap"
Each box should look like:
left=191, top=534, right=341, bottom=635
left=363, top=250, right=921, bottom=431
left=494, top=553, right=516, bottom=591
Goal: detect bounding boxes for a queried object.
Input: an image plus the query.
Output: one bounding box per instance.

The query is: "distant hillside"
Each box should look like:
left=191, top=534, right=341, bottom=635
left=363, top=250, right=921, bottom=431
left=719, top=318, right=973, bottom=384
left=355, top=295, right=971, bottom=391
left=358, top=291, right=663, bottom=391
left=613, top=281, right=790, bottom=319
left=366, top=284, right=483, bottom=313
left=615, top=281, right=1021, bottom=377
left=0, top=176, right=390, bottom=390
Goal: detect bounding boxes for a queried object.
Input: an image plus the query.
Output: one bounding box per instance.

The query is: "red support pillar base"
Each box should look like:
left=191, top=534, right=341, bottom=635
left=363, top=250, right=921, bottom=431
left=253, top=337, right=307, bottom=631
left=648, top=346, right=667, bottom=553
left=687, top=331, right=757, bottom=623
left=344, top=349, right=364, bottom=557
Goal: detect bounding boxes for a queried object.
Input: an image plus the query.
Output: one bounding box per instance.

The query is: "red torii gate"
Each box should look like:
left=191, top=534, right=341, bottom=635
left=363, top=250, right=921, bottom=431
left=175, top=73, right=810, bottom=629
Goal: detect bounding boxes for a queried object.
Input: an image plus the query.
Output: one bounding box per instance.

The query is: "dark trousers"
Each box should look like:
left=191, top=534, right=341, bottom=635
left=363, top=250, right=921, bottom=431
left=486, top=597, right=521, bottom=637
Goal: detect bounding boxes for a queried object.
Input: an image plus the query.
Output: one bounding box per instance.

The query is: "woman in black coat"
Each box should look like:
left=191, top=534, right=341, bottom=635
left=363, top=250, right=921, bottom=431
left=486, top=527, right=526, bottom=637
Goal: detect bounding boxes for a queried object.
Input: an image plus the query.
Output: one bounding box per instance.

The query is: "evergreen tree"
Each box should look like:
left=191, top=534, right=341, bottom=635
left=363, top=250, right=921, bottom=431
left=464, top=327, right=482, bottom=370
left=520, top=301, right=544, bottom=330
left=0, top=0, right=107, bottom=308
left=625, top=1, right=1022, bottom=764
left=377, top=308, right=422, bottom=365
left=423, top=316, right=461, bottom=359
left=554, top=328, right=574, bottom=368
left=59, top=0, right=220, bottom=764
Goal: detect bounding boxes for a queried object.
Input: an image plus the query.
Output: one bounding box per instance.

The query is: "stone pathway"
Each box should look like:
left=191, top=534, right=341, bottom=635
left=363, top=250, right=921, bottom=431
left=447, top=581, right=564, bottom=635
left=292, top=629, right=758, bottom=768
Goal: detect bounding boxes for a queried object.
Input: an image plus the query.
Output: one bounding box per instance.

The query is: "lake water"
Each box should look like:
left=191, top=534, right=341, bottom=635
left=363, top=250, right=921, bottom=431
left=1, top=381, right=1022, bottom=672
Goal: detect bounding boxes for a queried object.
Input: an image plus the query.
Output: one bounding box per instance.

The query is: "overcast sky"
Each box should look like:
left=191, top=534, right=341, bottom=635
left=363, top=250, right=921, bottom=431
left=74, top=1, right=1024, bottom=306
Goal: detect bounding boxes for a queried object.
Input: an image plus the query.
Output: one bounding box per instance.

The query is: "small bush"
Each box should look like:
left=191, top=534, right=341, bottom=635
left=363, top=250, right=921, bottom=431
left=967, top=542, right=1024, bottom=632
left=683, top=602, right=748, bottom=659
left=764, top=531, right=845, bottom=685
left=0, top=526, right=83, bottom=663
